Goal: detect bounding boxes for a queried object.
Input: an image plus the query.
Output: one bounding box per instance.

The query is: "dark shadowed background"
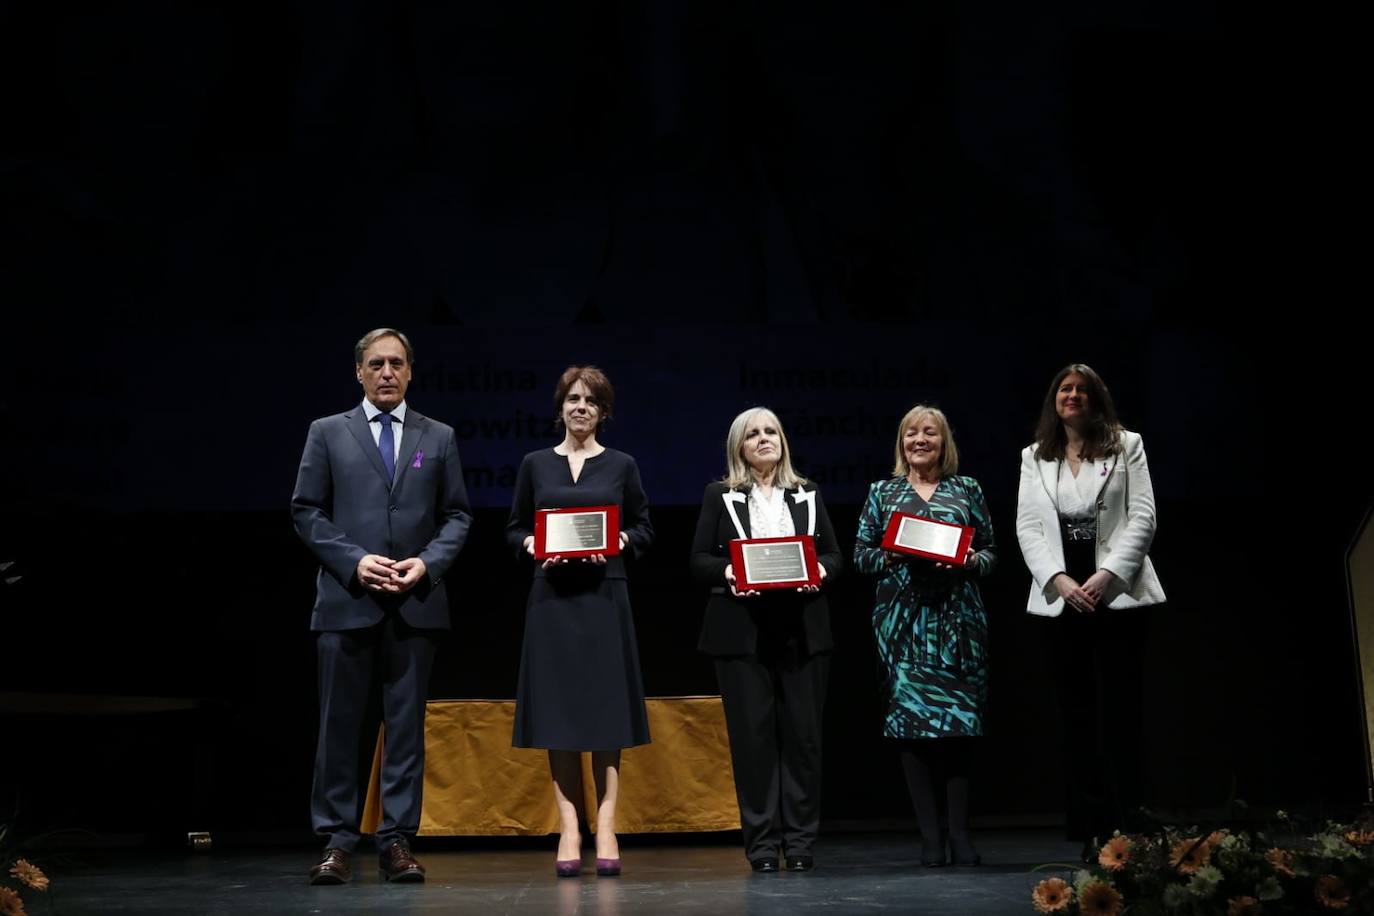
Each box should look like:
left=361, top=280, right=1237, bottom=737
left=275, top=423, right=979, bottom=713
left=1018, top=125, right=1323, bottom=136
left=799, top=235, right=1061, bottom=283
left=0, top=1, right=1364, bottom=842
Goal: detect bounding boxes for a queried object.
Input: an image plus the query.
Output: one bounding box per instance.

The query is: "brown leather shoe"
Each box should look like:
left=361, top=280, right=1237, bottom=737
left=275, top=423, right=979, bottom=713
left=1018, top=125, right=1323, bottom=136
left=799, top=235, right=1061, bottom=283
left=380, top=843, right=426, bottom=883
left=309, top=848, right=350, bottom=885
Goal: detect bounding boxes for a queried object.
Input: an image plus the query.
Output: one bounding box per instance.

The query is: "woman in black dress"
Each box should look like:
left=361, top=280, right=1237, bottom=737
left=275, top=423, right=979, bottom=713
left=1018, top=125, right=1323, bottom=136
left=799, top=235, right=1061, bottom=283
left=506, top=366, right=653, bottom=877
left=690, top=407, right=842, bottom=872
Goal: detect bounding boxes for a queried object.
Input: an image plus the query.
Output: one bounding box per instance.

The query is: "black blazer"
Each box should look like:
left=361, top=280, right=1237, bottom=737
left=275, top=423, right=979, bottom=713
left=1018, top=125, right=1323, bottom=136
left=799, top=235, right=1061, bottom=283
left=690, top=481, right=843, bottom=657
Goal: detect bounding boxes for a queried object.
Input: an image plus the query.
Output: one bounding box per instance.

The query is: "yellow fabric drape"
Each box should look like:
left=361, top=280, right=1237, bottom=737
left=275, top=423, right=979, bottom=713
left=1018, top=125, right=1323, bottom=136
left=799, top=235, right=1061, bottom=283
left=361, top=697, right=740, bottom=836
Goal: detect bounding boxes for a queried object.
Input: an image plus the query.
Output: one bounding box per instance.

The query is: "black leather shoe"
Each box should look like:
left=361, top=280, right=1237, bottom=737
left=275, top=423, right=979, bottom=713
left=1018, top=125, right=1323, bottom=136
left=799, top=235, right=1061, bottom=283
left=380, top=843, right=426, bottom=883
left=785, top=855, right=814, bottom=872
left=750, top=857, right=780, bottom=872
left=309, top=848, right=350, bottom=885
left=949, top=835, right=981, bottom=866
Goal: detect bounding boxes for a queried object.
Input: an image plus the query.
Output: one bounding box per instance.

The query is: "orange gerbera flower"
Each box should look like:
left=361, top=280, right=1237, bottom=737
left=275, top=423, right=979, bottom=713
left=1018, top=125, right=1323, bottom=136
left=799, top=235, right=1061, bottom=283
left=1345, top=829, right=1374, bottom=847
left=1227, top=896, right=1261, bottom=916
left=1031, top=877, right=1073, bottom=913
left=1078, top=880, right=1124, bottom=916
left=1264, top=847, right=1295, bottom=877
left=1315, top=875, right=1350, bottom=909
left=8, top=859, right=48, bottom=892
left=1169, top=837, right=1212, bottom=874
left=1098, top=836, right=1133, bottom=871
left=1207, top=829, right=1228, bottom=847
left=0, top=885, right=26, bottom=916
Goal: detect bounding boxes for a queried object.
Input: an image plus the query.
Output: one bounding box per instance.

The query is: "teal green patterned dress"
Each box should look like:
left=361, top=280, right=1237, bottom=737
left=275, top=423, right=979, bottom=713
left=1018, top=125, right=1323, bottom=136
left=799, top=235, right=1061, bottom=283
left=853, top=476, right=997, bottom=739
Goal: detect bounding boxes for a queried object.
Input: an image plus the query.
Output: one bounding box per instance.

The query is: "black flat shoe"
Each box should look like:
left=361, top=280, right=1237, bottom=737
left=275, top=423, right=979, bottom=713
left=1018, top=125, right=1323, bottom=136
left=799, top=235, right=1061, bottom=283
left=785, top=855, right=814, bottom=872
left=750, top=857, right=780, bottom=873
left=949, top=836, right=981, bottom=866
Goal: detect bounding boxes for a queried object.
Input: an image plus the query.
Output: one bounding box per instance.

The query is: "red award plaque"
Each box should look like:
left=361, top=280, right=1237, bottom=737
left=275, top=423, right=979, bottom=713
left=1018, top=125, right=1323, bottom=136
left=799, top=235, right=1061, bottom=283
left=534, top=505, right=621, bottom=560
left=880, top=512, right=974, bottom=565
left=728, top=535, right=821, bottom=591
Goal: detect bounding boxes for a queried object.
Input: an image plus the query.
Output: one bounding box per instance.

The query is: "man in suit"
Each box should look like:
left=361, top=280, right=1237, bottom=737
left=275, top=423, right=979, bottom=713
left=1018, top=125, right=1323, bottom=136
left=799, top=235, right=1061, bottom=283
left=292, top=328, right=472, bottom=885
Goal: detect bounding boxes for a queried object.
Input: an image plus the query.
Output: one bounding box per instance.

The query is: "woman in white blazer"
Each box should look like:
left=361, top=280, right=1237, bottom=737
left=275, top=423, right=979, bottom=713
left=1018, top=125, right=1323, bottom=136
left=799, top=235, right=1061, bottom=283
left=1015, top=363, right=1164, bottom=853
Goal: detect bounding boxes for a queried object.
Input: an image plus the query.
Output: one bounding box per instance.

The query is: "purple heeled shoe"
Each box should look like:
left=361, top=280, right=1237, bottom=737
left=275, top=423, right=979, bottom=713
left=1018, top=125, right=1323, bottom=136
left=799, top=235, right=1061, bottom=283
left=556, top=859, right=582, bottom=877
left=595, top=857, right=621, bottom=877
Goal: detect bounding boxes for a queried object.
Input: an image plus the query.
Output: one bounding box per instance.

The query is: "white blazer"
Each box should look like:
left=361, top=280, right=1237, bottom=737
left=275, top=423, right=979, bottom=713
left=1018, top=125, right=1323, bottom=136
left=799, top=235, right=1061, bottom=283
left=1015, top=430, right=1165, bottom=616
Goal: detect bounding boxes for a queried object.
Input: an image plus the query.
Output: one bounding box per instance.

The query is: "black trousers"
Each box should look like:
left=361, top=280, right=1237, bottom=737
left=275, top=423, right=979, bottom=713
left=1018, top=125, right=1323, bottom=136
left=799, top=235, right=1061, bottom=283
left=312, top=613, right=438, bottom=852
left=1045, top=605, right=1149, bottom=842
left=714, top=635, right=830, bottom=861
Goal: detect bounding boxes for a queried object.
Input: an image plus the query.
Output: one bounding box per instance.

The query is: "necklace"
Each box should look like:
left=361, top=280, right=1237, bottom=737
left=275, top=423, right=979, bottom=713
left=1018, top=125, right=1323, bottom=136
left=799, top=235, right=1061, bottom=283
left=750, top=485, right=790, bottom=537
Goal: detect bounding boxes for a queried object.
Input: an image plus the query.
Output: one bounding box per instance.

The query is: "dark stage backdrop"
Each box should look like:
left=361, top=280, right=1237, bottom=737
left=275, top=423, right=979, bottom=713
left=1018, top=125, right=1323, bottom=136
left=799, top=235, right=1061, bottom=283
left=1, top=1, right=1365, bottom=840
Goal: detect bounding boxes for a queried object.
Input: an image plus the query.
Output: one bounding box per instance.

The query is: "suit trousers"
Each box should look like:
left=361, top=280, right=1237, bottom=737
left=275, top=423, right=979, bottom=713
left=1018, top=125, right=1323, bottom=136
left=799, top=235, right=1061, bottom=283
left=715, top=634, right=830, bottom=861
left=1046, top=604, right=1149, bottom=842
left=312, top=612, right=438, bottom=851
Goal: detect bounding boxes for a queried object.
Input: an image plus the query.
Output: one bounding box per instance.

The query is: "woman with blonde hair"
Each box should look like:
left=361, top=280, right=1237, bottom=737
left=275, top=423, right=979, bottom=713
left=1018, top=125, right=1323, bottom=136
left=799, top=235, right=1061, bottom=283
left=690, top=407, right=842, bottom=872
left=853, top=405, right=996, bottom=866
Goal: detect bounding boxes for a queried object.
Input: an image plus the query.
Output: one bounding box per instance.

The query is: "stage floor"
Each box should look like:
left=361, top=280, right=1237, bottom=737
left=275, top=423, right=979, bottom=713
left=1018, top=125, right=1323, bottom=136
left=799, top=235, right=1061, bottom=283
left=46, top=830, right=1083, bottom=914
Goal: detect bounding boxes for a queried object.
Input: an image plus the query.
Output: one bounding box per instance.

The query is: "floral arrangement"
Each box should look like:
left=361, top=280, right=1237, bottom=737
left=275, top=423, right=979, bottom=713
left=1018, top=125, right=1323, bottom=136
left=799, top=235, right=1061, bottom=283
left=1, top=823, right=51, bottom=916
left=1030, top=814, right=1373, bottom=915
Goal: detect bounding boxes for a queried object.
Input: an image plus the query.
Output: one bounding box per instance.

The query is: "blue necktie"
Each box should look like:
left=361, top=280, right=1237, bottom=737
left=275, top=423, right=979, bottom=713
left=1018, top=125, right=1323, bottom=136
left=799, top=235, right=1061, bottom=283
left=378, top=413, right=396, bottom=481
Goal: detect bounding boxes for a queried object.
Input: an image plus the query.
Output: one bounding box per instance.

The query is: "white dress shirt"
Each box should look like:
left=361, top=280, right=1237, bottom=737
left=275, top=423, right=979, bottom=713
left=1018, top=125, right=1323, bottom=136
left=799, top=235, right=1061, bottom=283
left=748, top=484, right=796, bottom=538
left=1054, top=458, right=1102, bottom=519
left=361, top=399, right=407, bottom=464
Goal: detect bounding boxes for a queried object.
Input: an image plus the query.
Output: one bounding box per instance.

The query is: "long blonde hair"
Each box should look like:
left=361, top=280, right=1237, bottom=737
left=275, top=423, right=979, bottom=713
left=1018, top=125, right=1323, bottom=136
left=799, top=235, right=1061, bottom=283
left=723, top=407, right=809, bottom=490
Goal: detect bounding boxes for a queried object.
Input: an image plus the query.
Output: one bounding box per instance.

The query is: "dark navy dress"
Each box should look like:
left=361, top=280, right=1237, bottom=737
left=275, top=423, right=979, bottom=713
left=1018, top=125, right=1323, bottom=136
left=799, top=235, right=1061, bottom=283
left=506, top=447, right=653, bottom=750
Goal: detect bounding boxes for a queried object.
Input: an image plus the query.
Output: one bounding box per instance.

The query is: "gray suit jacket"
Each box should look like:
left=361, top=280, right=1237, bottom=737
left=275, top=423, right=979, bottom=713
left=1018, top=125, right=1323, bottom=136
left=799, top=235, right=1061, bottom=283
left=291, top=403, right=472, bottom=631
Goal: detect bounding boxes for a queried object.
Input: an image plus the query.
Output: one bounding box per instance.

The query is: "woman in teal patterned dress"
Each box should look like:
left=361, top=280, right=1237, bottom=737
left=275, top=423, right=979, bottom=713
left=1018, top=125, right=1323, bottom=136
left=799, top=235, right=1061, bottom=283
left=853, top=404, right=996, bottom=866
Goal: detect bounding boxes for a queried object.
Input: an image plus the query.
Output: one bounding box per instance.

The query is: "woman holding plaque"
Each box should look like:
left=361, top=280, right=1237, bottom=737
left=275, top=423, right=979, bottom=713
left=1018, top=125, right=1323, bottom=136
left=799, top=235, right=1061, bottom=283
left=1015, top=364, right=1163, bottom=853
left=506, top=365, right=653, bottom=877
left=853, top=405, right=996, bottom=867
left=690, top=407, right=842, bottom=872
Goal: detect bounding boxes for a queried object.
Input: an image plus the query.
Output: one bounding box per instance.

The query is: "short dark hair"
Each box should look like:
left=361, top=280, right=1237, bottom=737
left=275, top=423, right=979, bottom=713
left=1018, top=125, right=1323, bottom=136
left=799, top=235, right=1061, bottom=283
left=354, top=328, right=414, bottom=365
left=1032, top=363, right=1123, bottom=462
left=553, top=365, right=615, bottom=431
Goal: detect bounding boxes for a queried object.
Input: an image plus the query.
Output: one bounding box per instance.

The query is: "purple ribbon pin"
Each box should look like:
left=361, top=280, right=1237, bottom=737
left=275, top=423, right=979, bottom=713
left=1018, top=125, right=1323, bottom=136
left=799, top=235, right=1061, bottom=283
left=412, top=450, right=424, bottom=469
